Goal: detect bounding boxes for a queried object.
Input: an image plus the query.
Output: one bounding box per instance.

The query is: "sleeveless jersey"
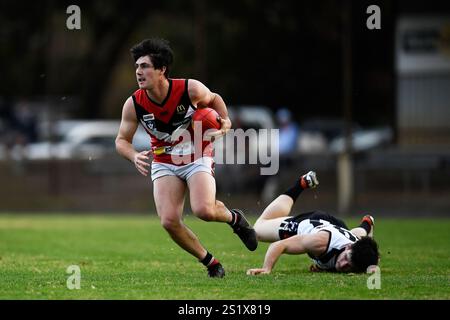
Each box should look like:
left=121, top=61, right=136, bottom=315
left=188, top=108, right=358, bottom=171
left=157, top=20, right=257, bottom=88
left=131, top=78, right=213, bottom=165
left=280, top=218, right=358, bottom=271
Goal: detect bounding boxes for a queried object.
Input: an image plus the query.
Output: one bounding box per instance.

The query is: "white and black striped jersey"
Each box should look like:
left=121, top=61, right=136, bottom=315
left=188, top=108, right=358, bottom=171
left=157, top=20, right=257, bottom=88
left=279, top=218, right=358, bottom=271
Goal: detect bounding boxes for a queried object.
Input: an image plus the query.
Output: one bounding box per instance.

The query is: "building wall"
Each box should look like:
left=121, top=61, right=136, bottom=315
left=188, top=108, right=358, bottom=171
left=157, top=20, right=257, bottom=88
left=396, top=16, right=450, bottom=145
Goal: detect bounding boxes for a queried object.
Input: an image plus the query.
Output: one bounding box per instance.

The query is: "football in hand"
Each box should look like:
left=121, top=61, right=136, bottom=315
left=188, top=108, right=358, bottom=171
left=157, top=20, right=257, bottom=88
left=192, top=108, right=221, bottom=132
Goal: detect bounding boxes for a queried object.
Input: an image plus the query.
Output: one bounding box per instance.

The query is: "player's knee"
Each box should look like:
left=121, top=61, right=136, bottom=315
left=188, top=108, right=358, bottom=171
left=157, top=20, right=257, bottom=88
left=160, top=216, right=182, bottom=232
left=192, top=204, right=216, bottom=221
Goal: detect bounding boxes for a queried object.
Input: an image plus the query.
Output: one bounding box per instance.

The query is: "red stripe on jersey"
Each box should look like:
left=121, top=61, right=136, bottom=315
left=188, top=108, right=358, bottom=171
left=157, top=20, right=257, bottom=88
left=133, top=79, right=185, bottom=123
left=132, top=78, right=214, bottom=166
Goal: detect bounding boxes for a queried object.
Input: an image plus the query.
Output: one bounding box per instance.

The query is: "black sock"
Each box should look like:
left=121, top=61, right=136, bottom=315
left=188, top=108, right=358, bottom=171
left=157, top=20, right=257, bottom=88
left=282, top=180, right=304, bottom=202
left=200, top=252, right=218, bottom=267
left=359, top=221, right=371, bottom=234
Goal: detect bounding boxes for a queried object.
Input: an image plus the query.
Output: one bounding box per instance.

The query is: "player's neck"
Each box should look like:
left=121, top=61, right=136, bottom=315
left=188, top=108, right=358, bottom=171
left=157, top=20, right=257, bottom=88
left=146, top=78, right=170, bottom=104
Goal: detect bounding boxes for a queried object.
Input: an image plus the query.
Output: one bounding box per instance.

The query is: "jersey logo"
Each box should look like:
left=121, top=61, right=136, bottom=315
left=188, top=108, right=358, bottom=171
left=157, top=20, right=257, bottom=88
left=176, top=104, right=186, bottom=114
left=143, top=113, right=155, bottom=121
left=143, top=113, right=155, bottom=130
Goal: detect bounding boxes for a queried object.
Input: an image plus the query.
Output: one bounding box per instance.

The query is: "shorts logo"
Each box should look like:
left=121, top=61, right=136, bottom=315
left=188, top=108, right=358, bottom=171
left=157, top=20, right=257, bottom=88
left=176, top=105, right=186, bottom=114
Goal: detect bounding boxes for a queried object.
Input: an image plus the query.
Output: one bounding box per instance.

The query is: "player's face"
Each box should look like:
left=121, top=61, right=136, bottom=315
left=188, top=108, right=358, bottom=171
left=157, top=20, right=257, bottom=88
left=135, top=55, right=159, bottom=89
left=335, top=247, right=353, bottom=272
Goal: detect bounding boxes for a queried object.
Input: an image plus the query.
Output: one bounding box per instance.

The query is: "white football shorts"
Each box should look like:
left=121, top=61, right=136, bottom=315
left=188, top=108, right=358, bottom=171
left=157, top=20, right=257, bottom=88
left=150, top=156, right=215, bottom=182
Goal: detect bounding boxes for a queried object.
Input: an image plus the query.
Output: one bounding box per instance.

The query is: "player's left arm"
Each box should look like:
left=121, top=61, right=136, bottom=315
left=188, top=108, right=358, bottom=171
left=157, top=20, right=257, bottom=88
left=247, top=233, right=328, bottom=276
left=188, top=79, right=232, bottom=136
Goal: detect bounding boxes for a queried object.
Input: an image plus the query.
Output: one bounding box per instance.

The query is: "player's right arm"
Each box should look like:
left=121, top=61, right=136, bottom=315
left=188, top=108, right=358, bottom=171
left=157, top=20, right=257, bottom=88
left=188, top=79, right=232, bottom=137
left=246, top=233, right=328, bottom=275
left=115, top=97, right=151, bottom=176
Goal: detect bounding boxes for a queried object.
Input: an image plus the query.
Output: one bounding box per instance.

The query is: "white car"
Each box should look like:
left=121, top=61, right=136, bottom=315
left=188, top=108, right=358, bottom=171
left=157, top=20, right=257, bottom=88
left=298, top=118, right=393, bottom=154
left=24, top=120, right=150, bottom=160
left=328, top=126, right=393, bottom=153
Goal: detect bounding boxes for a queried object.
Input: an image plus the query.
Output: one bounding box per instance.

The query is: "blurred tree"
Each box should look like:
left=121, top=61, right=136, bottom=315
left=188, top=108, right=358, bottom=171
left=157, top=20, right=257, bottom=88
left=0, top=0, right=397, bottom=127
left=0, top=0, right=160, bottom=118
left=0, top=2, right=49, bottom=96
left=50, top=1, right=154, bottom=118
left=204, top=0, right=343, bottom=116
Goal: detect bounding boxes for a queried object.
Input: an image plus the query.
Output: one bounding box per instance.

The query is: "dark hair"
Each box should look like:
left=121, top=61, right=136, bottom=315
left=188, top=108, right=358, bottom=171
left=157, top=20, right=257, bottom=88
left=130, top=38, right=173, bottom=78
left=350, top=237, right=379, bottom=273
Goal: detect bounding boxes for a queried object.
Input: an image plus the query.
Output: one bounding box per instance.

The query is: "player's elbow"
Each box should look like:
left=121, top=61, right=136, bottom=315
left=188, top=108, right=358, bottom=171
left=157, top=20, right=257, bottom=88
left=115, top=136, right=130, bottom=156
left=209, top=92, right=223, bottom=108
left=115, top=136, right=123, bottom=153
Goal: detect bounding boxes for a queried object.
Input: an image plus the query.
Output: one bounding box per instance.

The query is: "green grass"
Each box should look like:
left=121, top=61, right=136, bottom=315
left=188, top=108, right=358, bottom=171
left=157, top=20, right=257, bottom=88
left=0, top=214, right=449, bottom=299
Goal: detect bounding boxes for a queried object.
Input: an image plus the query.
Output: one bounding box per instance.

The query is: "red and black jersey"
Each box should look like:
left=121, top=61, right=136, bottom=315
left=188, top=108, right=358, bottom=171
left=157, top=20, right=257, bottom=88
left=131, top=78, right=213, bottom=165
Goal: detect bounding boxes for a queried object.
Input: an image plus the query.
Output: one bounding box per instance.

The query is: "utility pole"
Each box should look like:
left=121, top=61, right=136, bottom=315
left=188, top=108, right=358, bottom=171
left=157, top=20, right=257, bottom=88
left=338, top=0, right=354, bottom=216
left=194, top=0, right=207, bottom=81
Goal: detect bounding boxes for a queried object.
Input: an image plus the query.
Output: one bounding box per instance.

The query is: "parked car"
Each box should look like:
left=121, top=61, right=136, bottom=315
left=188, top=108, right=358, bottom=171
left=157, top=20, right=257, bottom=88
left=24, top=120, right=150, bottom=160
left=227, top=105, right=275, bottom=130
left=298, top=117, right=393, bottom=154
left=328, top=126, right=393, bottom=153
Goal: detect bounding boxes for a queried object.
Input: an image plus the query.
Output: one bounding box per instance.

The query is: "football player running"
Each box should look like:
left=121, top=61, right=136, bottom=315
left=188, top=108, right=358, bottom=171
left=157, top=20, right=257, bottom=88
left=247, top=171, right=379, bottom=275
left=115, top=38, right=257, bottom=278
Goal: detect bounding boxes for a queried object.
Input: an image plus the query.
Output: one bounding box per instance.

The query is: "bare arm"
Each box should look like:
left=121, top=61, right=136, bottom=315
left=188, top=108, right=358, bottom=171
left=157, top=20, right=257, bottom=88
left=246, top=233, right=328, bottom=275
left=188, top=79, right=231, bottom=136
left=115, top=97, right=151, bottom=176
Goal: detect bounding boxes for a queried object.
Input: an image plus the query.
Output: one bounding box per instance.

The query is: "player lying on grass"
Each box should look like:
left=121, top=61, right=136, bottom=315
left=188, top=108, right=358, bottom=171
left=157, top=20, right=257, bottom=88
left=247, top=171, right=379, bottom=275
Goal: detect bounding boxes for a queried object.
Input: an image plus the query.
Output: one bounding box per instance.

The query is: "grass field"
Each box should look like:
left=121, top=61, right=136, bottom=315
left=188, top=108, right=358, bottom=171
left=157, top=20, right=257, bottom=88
left=0, top=214, right=449, bottom=300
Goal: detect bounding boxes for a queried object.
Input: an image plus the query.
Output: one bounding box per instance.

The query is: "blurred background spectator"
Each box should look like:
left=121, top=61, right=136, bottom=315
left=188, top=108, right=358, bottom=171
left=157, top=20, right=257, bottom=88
left=276, top=108, right=299, bottom=159
left=12, top=100, right=38, bottom=144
